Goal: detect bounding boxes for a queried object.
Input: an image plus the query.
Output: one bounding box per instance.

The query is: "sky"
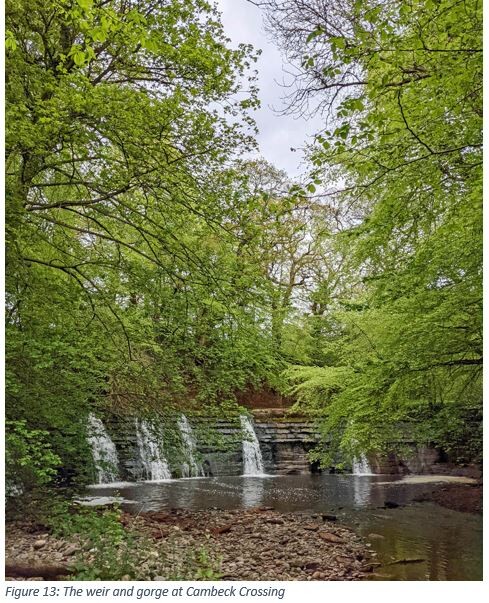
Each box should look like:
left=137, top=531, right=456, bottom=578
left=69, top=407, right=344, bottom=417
left=217, top=0, right=324, bottom=178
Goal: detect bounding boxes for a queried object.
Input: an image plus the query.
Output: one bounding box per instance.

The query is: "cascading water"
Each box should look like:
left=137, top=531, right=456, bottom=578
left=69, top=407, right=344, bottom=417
left=178, top=415, right=204, bottom=477
left=240, top=415, right=265, bottom=475
left=87, top=413, right=120, bottom=484
left=136, top=419, right=172, bottom=481
left=352, top=453, right=373, bottom=476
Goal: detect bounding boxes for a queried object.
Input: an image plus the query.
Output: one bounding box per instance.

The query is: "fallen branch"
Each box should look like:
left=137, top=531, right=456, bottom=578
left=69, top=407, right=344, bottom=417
left=385, top=558, right=426, bottom=565
left=5, top=562, right=74, bottom=579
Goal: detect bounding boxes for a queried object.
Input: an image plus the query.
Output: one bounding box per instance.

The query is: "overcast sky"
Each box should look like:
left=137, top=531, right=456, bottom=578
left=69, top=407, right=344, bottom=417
left=217, top=0, right=324, bottom=178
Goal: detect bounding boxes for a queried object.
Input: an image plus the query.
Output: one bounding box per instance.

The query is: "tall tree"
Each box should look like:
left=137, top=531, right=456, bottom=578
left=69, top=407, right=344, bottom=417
left=5, top=0, right=271, bottom=484
left=263, top=0, right=482, bottom=461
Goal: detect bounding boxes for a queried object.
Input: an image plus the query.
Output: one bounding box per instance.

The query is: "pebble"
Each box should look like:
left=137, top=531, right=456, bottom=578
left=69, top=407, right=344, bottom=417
left=6, top=508, right=372, bottom=582
left=318, top=532, right=345, bottom=543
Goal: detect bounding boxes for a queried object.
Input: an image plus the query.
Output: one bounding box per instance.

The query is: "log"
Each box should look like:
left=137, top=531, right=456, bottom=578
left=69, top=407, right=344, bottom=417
left=386, top=557, right=426, bottom=565
left=5, top=562, right=74, bottom=579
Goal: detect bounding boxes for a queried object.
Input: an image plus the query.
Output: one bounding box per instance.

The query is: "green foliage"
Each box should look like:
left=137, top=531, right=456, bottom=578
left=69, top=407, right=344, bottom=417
left=5, top=0, right=280, bottom=486
left=167, top=537, right=222, bottom=581
left=48, top=503, right=150, bottom=580
left=265, top=0, right=482, bottom=462
left=6, top=420, right=62, bottom=493
left=45, top=502, right=221, bottom=581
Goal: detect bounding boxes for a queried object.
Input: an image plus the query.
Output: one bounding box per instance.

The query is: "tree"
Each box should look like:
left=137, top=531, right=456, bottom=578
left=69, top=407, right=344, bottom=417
left=5, top=0, right=272, bottom=485
left=263, top=0, right=482, bottom=462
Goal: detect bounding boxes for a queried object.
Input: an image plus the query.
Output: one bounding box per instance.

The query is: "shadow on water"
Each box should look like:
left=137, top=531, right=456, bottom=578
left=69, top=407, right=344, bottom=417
left=84, top=474, right=482, bottom=581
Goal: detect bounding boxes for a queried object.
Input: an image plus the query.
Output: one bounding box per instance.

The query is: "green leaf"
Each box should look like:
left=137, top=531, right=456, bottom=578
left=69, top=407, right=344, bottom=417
left=306, top=28, right=323, bottom=44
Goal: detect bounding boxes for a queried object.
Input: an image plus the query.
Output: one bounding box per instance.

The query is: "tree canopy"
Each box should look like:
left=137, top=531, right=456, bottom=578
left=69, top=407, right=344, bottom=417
left=5, top=0, right=482, bottom=490
left=262, top=0, right=482, bottom=462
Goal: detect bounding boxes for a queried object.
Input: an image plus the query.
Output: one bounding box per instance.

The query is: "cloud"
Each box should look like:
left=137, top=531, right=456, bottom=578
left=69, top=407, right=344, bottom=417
left=216, top=0, right=323, bottom=177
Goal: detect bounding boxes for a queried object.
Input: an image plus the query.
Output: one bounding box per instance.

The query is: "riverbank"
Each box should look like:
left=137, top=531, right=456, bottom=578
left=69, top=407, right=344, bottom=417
left=5, top=507, right=372, bottom=581
left=413, top=482, right=482, bottom=514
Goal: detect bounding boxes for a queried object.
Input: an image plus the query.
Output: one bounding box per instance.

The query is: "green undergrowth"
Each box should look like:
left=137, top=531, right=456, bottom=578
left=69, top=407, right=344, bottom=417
left=16, top=496, right=222, bottom=581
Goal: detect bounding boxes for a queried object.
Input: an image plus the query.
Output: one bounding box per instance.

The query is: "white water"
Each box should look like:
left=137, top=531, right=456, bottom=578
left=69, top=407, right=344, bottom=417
left=178, top=415, right=205, bottom=477
left=352, top=453, right=374, bottom=476
left=136, top=419, right=172, bottom=481
left=240, top=415, right=265, bottom=475
left=87, top=413, right=120, bottom=484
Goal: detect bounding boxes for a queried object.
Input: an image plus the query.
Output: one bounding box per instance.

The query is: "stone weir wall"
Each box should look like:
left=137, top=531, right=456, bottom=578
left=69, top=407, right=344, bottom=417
left=253, top=420, right=321, bottom=475
left=101, top=414, right=323, bottom=479
left=97, top=411, right=475, bottom=480
left=185, top=418, right=320, bottom=477
left=251, top=413, right=452, bottom=476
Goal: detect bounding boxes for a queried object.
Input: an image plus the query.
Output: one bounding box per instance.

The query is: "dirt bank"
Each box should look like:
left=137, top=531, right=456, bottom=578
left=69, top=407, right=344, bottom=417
left=413, top=482, right=482, bottom=514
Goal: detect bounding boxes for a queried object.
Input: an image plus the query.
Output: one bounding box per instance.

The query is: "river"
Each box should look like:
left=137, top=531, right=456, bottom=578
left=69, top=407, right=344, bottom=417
left=82, top=474, right=482, bottom=581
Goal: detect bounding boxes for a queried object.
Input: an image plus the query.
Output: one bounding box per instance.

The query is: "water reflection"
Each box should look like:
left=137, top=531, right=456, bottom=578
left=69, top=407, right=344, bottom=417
left=241, top=477, right=265, bottom=507
left=351, top=504, right=482, bottom=581
left=352, top=476, right=371, bottom=507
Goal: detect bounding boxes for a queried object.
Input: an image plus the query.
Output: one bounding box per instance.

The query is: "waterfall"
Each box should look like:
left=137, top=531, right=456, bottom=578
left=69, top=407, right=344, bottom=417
left=178, top=415, right=204, bottom=477
left=136, top=419, right=172, bottom=481
left=87, top=413, right=120, bottom=484
left=352, top=453, right=373, bottom=476
left=240, top=415, right=265, bottom=475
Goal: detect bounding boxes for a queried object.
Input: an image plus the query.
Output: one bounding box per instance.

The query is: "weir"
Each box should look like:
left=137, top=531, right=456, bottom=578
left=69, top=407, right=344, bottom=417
left=136, top=419, right=171, bottom=481
left=84, top=412, right=451, bottom=482
left=352, top=453, right=373, bottom=476
left=240, top=415, right=265, bottom=475
left=178, top=415, right=204, bottom=477
left=86, top=413, right=120, bottom=484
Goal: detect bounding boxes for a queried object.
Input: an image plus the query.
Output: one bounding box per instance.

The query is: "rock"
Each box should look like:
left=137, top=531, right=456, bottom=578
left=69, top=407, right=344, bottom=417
left=153, top=576, right=165, bottom=581
left=211, top=524, right=232, bottom=535
left=368, top=533, right=385, bottom=540
left=33, top=540, right=47, bottom=550
left=149, top=512, right=172, bottom=523
left=6, top=507, right=373, bottom=582
left=335, top=555, right=352, bottom=565
left=318, top=532, right=345, bottom=544
left=303, top=524, right=319, bottom=531
left=321, top=514, right=337, bottom=522
left=303, top=561, right=321, bottom=571
left=5, top=562, right=73, bottom=579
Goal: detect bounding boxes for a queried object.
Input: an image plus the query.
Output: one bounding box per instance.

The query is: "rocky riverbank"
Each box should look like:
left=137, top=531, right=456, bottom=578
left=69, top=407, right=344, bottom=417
left=5, top=507, right=373, bottom=581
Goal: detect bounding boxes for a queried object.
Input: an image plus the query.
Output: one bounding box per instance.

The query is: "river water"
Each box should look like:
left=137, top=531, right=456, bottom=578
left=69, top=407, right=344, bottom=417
left=82, top=474, right=482, bottom=581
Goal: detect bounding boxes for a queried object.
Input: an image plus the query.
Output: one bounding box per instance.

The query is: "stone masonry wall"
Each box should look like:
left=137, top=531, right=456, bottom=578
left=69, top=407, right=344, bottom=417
left=96, top=411, right=462, bottom=480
